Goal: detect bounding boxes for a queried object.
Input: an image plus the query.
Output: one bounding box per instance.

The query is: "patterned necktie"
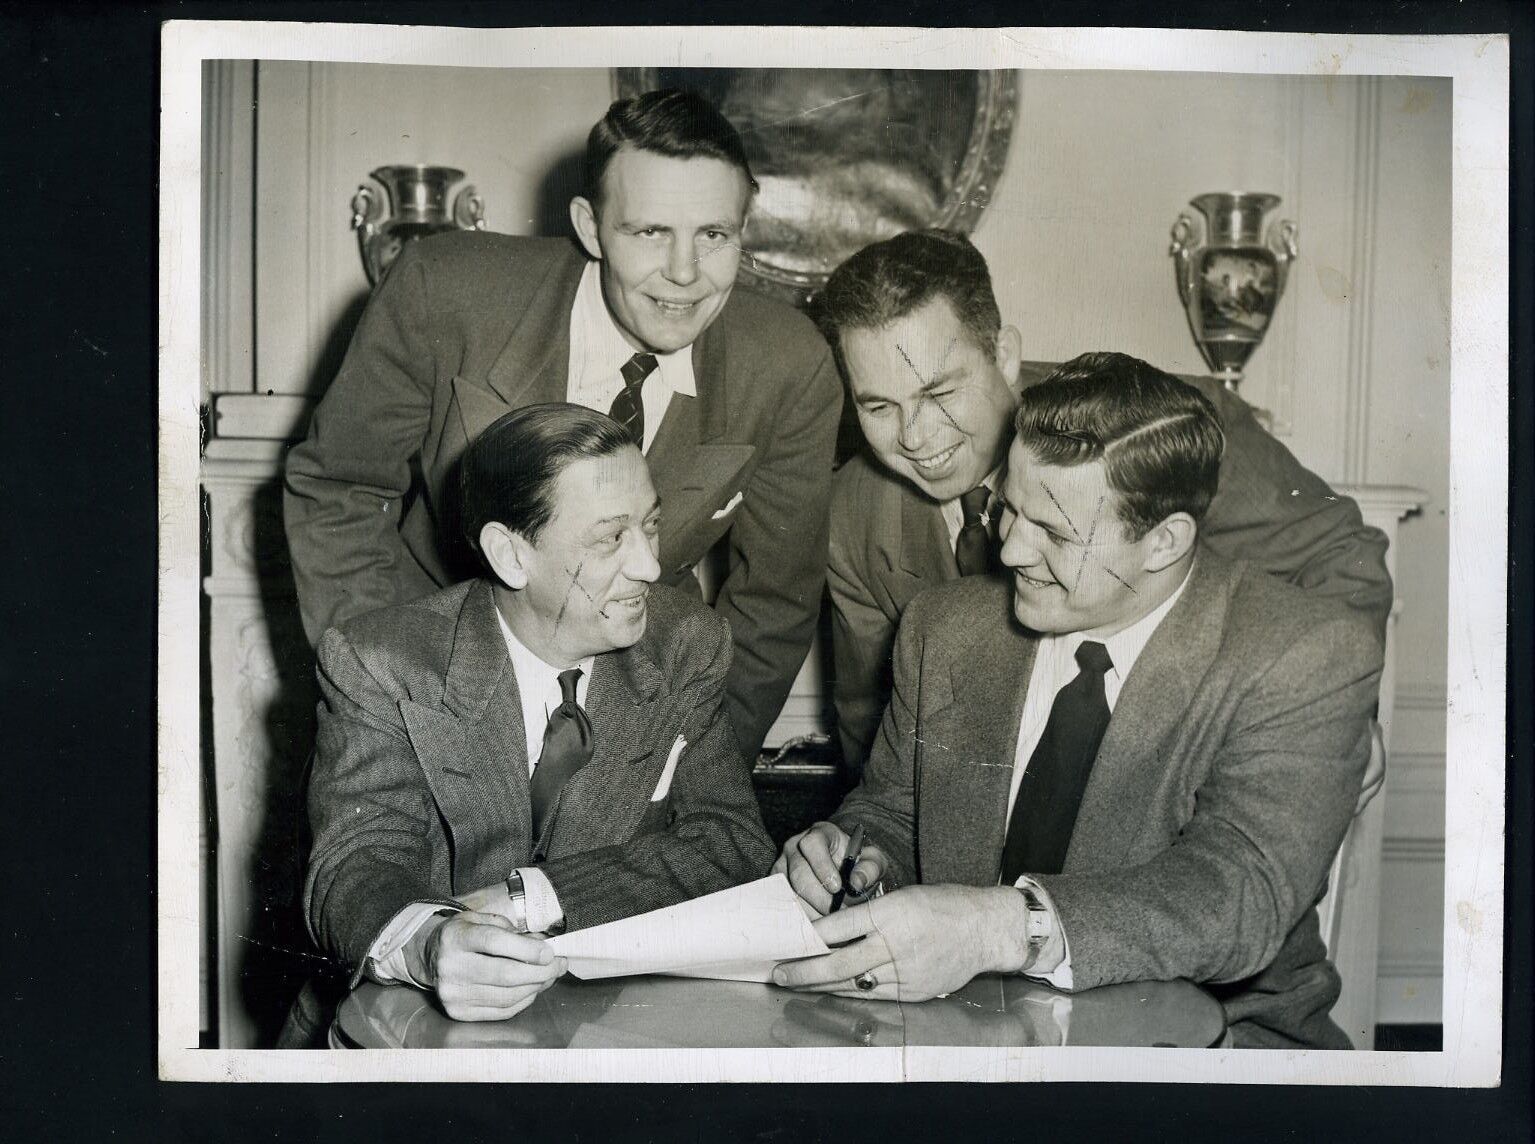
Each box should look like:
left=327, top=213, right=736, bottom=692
left=999, top=641, right=1114, bottom=881
left=954, top=484, right=995, bottom=576
left=608, top=352, right=658, bottom=446
left=529, top=668, right=593, bottom=842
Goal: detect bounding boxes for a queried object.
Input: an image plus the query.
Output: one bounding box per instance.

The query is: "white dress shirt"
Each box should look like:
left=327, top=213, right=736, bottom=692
left=364, top=609, right=592, bottom=985
left=1010, top=561, right=1193, bottom=989
left=565, top=261, right=696, bottom=452
left=938, top=465, right=1003, bottom=551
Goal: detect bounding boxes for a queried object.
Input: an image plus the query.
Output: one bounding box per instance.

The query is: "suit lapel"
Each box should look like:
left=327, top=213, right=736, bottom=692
left=647, top=321, right=754, bottom=570
left=1064, top=549, right=1238, bottom=872
left=920, top=588, right=1037, bottom=886
left=402, top=580, right=534, bottom=887
left=483, top=245, right=585, bottom=409
left=899, top=483, right=957, bottom=581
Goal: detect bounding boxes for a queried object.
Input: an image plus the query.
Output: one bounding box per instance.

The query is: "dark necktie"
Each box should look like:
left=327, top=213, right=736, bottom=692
left=608, top=352, right=658, bottom=446
left=954, top=484, right=995, bottom=577
left=529, top=668, right=593, bottom=841
left=999, top=641, right=1114, bottom=881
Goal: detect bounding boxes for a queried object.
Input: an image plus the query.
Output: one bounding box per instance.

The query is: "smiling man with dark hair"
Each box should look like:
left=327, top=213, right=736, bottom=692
left=306, top=403, right=774, bottom=1023
left=817, top=229, right=1392, bottom=775
left=774, top=356, right=1384, bottom=1049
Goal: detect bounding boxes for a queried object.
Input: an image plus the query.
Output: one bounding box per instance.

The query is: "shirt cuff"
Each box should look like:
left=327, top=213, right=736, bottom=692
left=1012, top=875, right=1073, bottom=990
left=366, top=901, right=460, bottom=988
left=519, top=866, right=565, bottom=934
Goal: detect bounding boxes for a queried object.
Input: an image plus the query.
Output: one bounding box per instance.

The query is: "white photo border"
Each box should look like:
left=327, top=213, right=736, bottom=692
left=158, top=20, right=1509, bottom=1085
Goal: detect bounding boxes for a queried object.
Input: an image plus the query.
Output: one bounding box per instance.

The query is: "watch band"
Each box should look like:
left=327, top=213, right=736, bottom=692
left=505, top=870, right=530, bottom=934
left=1017, top=884, right=1053, bottom=970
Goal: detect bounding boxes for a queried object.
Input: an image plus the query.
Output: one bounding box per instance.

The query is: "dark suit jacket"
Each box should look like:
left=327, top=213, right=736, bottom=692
left=832, top=548, right=1384, bottom=1048
left=828, top=364, right=1394, bottom=770
left=304, top=578, right=777, bottom=977
left=284, top=233, right=842, bottom=756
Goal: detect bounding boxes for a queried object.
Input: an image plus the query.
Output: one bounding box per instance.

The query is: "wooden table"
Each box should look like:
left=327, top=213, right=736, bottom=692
left=334, top=973, right=1226, bottom=1050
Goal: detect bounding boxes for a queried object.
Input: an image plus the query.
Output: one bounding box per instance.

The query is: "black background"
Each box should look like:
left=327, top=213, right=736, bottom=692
left=1, top=0, right=1529, bottom=1140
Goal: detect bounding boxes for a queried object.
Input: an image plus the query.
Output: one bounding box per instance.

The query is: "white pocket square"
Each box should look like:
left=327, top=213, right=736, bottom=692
left=650, top=735, right=687, bottom=802
left=711, top=491, right=744, bottom=520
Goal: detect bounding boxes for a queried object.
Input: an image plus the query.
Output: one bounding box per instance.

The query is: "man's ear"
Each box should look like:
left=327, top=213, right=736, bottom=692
left=1140, top=513, right=1198, bottom=573
left=480, top=522, right=531, bottom=590
left=995, top=325, right=1023, bottom=391
left=569, top=196, right=603, bottom=261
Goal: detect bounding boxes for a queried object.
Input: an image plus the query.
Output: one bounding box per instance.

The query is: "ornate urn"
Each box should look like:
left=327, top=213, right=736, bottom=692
left=1169, top=192, right=1298, bottom=391
left=350, top=165, right=486, bottom=287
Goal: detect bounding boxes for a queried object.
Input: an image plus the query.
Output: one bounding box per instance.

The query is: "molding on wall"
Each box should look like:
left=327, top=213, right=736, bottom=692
left=1264, top=75, right=1305, bottom=437
left=201, top=60, right=255, bottom=399
left=1396, top=683, right=1448, bottom=711
left=1342, top=77, right=1383, bottom=484
left=305, top=62, right=332, bottom=384
left=1382, top=836, right=1445, bottom=862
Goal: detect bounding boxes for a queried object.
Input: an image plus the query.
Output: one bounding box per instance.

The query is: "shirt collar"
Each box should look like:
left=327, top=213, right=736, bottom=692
left=1066, top=557, right=1195, bottom=681
left=494, top=605, right=595, bottom=691
left=573, top=261, right=696, bottom=397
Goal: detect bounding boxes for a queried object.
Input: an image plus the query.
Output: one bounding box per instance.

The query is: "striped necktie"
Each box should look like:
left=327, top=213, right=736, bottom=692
left=608, top=352, right=658, bottom=446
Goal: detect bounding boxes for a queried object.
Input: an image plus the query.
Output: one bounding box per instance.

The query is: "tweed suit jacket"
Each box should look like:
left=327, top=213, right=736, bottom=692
left=284, top=232, right=842, bottom=756
left=831, top=548, right=1384, bottom=1048
left=827, top=363, right=1394, bottom=770
left=304, top=578, right=776, bottom=977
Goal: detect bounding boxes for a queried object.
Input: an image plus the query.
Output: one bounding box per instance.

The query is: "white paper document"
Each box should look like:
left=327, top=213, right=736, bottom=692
left=546, top=874, right=829, bottom=982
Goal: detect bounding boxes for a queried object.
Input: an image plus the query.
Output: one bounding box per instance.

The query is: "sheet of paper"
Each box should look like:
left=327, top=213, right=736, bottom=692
left=546, top=873, right=828, bottom=981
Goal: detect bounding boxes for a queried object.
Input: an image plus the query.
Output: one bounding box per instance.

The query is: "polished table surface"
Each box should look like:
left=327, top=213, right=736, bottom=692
left=335, top=973, right=1225, bottom=1050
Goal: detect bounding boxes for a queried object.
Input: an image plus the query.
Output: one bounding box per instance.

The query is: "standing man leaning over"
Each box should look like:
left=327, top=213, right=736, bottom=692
left=306, top=404, right=775, bottom=1022
left=775, top=358, right=1384, bottom=1048
left=284, top=90, right=841, bottom=757
left=818, top=229, right=1391, bottom=773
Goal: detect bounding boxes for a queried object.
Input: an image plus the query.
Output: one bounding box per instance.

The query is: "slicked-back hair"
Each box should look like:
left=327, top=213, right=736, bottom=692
left=583, top=88, right=758, bottom=209
left=1013, top=352, right=1226, bottom=538
left=819, top=228, right=1001, bottom=353
left=460, top=403, right=638, bottom=556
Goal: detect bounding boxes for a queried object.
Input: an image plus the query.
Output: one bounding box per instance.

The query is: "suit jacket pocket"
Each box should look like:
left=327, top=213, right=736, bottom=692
left=658, top=444, right=755, bottom=568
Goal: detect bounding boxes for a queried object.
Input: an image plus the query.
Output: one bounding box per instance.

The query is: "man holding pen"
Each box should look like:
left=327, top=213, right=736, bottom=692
left=773, top=354, right=1382, bottom=1049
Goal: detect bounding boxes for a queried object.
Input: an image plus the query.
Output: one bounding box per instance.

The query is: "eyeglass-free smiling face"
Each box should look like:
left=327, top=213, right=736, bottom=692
left=488, top=446, right=663, bottom=666
left=841, top=297, right=1022, bottom=504
left=570, top=148, right=752, bottom=356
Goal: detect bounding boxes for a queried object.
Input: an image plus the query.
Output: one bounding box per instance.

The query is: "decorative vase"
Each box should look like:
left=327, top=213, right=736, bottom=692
left=350, top=165, right=486, bottom=287
left=1169, top=192, right=1298, bottom=391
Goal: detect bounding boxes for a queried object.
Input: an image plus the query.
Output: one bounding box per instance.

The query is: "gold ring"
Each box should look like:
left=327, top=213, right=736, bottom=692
left=854, top=971, right=878, bottom=992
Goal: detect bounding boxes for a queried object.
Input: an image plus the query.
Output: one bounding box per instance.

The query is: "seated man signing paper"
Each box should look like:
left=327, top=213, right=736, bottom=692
left=774, top=355, right=1384, bottom=1049
left=305, top=403, right=775, bottom=1022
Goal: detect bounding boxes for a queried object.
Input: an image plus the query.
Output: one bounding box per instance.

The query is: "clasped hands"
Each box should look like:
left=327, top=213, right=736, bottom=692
left=770, top=821, right=1031, bottom=1001
left=402, top=880, right=565, bottom=1023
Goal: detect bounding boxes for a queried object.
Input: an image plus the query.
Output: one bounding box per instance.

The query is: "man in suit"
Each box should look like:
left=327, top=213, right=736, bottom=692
left=819, top=229, right=1392, bottom=773
left=305, top=404, right=776, bottom=1022
left=774, top=356, right=1383, bottom=1048
left=284, top=89, right=841, bottom=757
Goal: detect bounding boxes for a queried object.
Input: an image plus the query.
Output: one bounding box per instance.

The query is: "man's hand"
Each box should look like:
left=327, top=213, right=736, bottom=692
left=772, top=821, right=889, bottom=916
left=772, top=885, right=1028, bottom=1001
left=406, top=911, right=565, bottom=1022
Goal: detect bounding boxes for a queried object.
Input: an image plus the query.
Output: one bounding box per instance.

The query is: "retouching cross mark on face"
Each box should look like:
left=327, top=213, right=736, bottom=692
left=1074, top=494, right=1107, bottom=591
left=894, top=339, right=962, bottom=434
left=1036, top=481, right=1138, bottom=594
left=551, top=560, right=588, bottom=633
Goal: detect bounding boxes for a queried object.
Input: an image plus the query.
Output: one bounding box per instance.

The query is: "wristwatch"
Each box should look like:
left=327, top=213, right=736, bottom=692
left=505, top=870, right=530, bottom=933
left=1017, top=884, right=1054, bottom=971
